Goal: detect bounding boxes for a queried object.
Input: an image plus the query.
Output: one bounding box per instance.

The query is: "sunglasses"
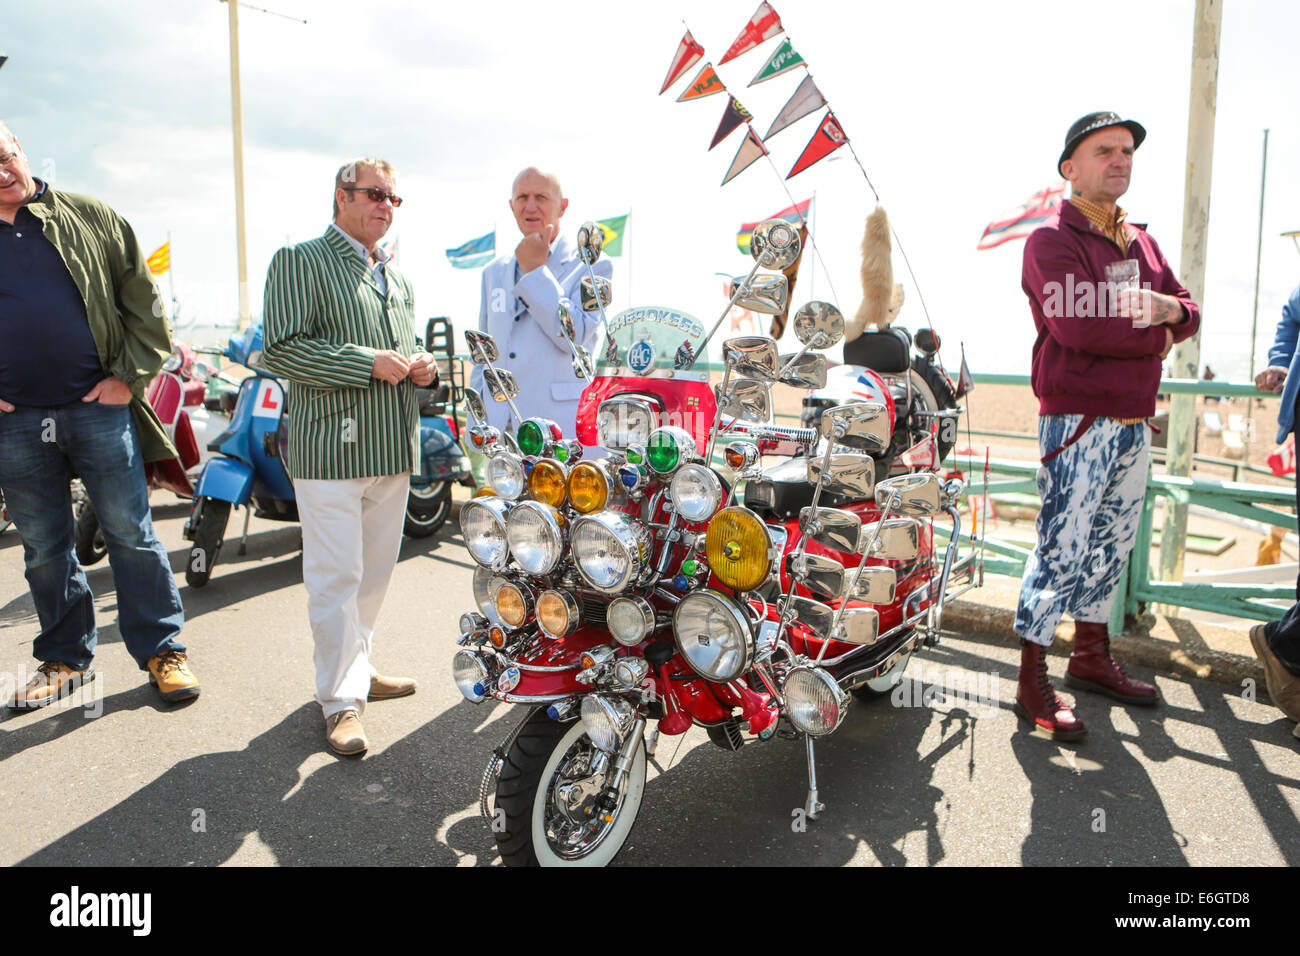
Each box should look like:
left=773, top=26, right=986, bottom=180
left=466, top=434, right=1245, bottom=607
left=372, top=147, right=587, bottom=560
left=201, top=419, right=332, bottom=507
left=341, top=186, right=403, bottom=207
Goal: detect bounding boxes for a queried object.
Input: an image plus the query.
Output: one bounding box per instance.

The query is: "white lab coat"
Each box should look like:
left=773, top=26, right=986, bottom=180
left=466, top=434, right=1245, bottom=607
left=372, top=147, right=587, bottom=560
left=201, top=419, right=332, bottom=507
left=470, top=235, right=614, bottom=437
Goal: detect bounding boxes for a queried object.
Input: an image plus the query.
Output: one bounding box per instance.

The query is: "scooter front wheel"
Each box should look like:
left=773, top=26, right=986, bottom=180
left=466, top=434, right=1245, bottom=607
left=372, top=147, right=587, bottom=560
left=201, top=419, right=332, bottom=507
left=186, top=498, right=231, bottom=589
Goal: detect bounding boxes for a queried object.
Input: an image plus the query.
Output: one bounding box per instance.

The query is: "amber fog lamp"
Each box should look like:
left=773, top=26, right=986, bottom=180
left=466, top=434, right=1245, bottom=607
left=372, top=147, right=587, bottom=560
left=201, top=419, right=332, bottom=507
left=528, top=459, right=568, bottom=508
left=568, top=461, right=610, bottom=514
left=705, top=506, right=771, bottom=592
left=536, top=589, right=579, bottom=639
left=488, top=625, right=508, bottom=648
left=473, top=486, right=498, bottom=499
left=495, top=582, right=531, bottom=628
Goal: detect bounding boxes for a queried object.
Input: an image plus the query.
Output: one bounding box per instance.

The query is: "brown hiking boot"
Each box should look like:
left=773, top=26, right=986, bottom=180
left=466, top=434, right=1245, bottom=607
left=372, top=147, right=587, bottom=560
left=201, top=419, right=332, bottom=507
left=7, top=662, right=96, bottom=711
left=147, top=650, right=201, bottom=703
left=1249, top=624, right=1300, bottom=722
left=1066, top=621, right=1158, bottom=705
left=368, top=673, right=417, bottom=701
left=1014, top=639, right=1086, bottom=741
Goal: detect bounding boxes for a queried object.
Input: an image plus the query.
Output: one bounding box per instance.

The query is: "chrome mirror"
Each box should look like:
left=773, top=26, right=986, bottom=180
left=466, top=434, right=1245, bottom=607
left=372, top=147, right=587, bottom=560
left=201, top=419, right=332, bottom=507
left=792, top=301, right=844, bottom=349
left=788, top=553, right=845, bottom=601
left=464, top=329, right=499, bottom=366
left=783, top=595, right=834, bottom=640
left=800, top=506, right=863, bottom=553
left=750, top=218, right=802, bottom=270
left=577, top=221, right=605, bottom=264
left=834, top=607, right=880, bottom=646
left=820, top=402, right=891, bottom=453
left=777, top=352, right=827, bottom=389
left=862, top=518, right=921, bottom=560
left=463, top=387, right=487, bottom=424
left=580, top=275, right=612, bottom=313
left=876, top=473, right=942, bottom=516
left=808, top=452, right=876, bottom=498
left=722, top=336, right=779, bottom=382
left=557, top=302, right=578, bottom=344
left=720, top=378, right=771, bottom=422
left=485, top=368, right=520, bottom=403
left=733, top=273, right=789, bottom=316
left=849, top=566, right=897, bottom=604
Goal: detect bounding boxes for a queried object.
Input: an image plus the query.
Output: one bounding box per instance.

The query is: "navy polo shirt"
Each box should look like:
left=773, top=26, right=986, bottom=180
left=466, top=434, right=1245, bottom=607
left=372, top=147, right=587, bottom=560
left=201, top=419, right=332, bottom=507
left=0, top=188, right=105, bottom=406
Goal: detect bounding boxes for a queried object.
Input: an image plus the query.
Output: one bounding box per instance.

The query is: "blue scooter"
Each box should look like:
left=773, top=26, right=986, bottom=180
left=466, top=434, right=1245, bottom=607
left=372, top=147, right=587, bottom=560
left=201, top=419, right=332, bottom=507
left=183, top=320, right=472, bottom=586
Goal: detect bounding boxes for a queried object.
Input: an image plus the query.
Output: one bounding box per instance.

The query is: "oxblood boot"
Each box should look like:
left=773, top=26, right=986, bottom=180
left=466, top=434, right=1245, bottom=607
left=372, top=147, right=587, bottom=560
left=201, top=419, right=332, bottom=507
left=1014, top=639, right=1087, bottom=741
left=1065, top=621, right=1158, bottom=705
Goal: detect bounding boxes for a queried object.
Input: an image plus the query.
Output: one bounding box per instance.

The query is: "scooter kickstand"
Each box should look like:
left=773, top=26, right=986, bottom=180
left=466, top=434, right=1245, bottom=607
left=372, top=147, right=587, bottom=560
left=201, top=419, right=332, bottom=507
left=804, top=734, right=825, bottom=820
left=237, top=505, right=252, bottom=556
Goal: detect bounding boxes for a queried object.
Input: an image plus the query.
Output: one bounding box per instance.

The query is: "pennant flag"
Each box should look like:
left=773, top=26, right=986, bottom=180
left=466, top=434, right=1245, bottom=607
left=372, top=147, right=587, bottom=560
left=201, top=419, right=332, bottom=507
left=710, top=96, right=752, bottom=151
left=719, top=1, right=784, bottom=65
left=956, top=349, right=975, bottom=397
left=747, top=38, right=804, bottom=87
left=721, top=128, right=768, bottom=186
left=596, top=214, right=628, bottom=256
left=660, top=30, right=705, bottom=94
left=762, top=74, right=825, bottom=140
left=977, top=182, right=1066, bottom=250
left=736, top=198, right=812, bottom=254
left=445, top=231, right=495, bottom=269
left=787, top=111, right=847, bottom=178
left=676, top=63, right=724, bottom=103
left=146, top=242, right=170, bottom=276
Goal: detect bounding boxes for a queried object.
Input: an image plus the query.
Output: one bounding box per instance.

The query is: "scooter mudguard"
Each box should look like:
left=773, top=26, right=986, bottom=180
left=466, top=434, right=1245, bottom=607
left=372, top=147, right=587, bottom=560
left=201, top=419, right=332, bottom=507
left=194, top=457, right=254, bottom=505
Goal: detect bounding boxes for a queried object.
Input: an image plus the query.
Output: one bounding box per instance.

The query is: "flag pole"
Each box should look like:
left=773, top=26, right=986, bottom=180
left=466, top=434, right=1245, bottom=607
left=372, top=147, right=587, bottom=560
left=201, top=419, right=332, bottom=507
left=167, top=230, right=178, bottom=322
left=224, top=0, right=251, bottom=331
left=810, top=190, right=816, bottom=301
left=626, top=207, right=633, bottom=309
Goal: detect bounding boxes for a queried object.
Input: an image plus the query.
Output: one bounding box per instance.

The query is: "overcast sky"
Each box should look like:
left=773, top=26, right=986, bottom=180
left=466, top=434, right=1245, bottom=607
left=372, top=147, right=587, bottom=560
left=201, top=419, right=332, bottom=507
left=4, top=0, right=1297, bottom=382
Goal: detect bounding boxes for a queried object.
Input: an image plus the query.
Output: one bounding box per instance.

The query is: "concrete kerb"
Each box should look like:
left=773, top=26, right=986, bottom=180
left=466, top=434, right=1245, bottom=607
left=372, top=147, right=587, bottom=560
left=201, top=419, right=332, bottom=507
left=941, top=581, right=1268, bottom=691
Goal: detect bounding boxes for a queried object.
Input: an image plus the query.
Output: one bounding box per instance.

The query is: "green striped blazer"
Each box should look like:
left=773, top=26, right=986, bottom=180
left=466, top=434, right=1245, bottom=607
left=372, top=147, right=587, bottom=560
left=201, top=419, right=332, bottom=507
left=262, top=227, right=421, bottom=480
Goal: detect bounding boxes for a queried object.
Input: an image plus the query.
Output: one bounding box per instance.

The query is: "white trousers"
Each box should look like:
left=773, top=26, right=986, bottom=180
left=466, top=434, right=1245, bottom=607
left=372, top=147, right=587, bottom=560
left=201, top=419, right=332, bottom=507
left=294, top=472, right=409, bottom=718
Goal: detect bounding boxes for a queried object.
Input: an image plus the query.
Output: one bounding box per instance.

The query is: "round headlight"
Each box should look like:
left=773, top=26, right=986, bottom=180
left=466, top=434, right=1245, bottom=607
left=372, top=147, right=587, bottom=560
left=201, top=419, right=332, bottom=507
left=580, top=695, right=636, bottom=753
left=528, top=459, right=568, bottom=508
left=537, top=589, right=579, bottom=639
left=646, top=426, right=697, bottom=475
left=505, top=501, right=565, bottom=576
left=608, top=596, right=655, bottom=646
left=672, top=589, right=752, bottom=683
left=568, top=461, right=611, bottom=514
left=570, top=511, right=652, bottom=594
left=460, top=497, right=511, bottom=570
left=494, top=580, right=532, bottom=628
left=669, top=463, right=723, bottom=523
left=486, top=454, right=525, bottom=499
left=452, top=649, right=491, bottom=703
left=705, top=506, right=772, bottom=592
left=783, top=665, right=849, bottom=736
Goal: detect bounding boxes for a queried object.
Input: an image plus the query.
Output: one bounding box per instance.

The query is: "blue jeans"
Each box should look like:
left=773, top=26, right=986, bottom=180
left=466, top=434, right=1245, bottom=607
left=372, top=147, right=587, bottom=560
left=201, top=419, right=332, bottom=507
left=0, top=401, right=185, bottom=669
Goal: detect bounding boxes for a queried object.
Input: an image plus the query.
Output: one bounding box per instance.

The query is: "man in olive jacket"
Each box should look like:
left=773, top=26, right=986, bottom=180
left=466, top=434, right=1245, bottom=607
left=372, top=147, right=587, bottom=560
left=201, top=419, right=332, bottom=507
left=262, top=157, right=436, bottom=757
left=0, top=120, right=198, bottom=710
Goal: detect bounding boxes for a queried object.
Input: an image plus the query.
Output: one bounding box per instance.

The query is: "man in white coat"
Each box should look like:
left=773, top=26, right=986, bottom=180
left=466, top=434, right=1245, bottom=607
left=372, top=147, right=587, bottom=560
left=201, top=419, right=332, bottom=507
left=472, top=167, right=613, bottom=439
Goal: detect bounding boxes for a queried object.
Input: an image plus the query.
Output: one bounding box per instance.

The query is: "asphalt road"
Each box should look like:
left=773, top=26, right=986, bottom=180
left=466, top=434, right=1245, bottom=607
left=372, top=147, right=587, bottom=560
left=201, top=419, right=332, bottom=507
left=0, top=492, right=1296, bottom=867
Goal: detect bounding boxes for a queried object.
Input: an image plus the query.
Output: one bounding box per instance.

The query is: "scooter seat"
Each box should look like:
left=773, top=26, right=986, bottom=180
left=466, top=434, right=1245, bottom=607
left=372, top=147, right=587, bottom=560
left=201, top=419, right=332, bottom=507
left=743, top=456, right=857, bottom=519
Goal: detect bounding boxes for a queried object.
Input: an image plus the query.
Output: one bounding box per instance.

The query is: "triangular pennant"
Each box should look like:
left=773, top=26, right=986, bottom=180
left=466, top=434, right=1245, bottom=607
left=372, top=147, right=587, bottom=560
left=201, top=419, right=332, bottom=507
left=787, top=111, right=847, bottom=178
left=676, top=63, right=725, bottom=103
left=956, top=348, right=975, bottom=397
left=763, top=74, right=825, bottom=140
left=747, top=38, right=804, bottom=87
left=659, top=29, right=705, bottom=94
left=710, top=96, right=752, bottom=151
left=721, top=128, right=769, bottom=186
left=719, top=1, right=784, bottom=64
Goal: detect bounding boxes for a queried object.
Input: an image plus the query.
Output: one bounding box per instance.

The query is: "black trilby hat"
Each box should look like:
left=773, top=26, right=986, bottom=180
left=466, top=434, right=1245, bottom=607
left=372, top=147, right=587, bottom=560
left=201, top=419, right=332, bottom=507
left=1058, top=111, right=1146, bottom=177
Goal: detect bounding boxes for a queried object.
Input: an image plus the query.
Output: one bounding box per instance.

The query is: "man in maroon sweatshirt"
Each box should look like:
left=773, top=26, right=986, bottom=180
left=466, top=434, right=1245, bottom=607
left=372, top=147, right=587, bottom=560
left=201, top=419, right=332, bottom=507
left=1013, top=112, right=1200, bottom=741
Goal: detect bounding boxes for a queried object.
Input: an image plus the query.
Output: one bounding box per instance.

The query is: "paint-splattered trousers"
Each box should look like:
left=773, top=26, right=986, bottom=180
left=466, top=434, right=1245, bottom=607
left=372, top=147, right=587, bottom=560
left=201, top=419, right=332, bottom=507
left=1015, top=415, right=1149, bottom=646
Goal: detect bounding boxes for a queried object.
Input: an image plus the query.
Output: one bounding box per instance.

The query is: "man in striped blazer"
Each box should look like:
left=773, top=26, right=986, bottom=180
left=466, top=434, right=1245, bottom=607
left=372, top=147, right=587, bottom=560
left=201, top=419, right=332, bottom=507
left=263, top=157, right=437, bottom=757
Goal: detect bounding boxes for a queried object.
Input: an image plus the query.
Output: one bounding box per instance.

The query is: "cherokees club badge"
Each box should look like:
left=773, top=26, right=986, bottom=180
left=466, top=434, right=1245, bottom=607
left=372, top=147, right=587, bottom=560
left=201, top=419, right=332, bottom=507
left=498, top=666, right=522, bottom=694
left=627, top=334, right=657, bottom=374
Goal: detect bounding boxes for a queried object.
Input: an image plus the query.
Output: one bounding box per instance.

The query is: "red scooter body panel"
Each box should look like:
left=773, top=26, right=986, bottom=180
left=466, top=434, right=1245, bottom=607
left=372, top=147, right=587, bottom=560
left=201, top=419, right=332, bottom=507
left=576, top=376, right=716, bottom=453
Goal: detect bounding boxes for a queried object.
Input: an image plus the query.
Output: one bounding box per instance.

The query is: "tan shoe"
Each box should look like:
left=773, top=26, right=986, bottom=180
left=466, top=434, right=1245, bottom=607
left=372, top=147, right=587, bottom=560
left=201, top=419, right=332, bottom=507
left=1249, top=624, right=1300, bottom=722
left=368, top=673, right=417, bottom=701
left=325, top=710, right=368, bottom=756
left=7, top=662, right=96, bottom=711
left=146, top=650, right=201, bottom=703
